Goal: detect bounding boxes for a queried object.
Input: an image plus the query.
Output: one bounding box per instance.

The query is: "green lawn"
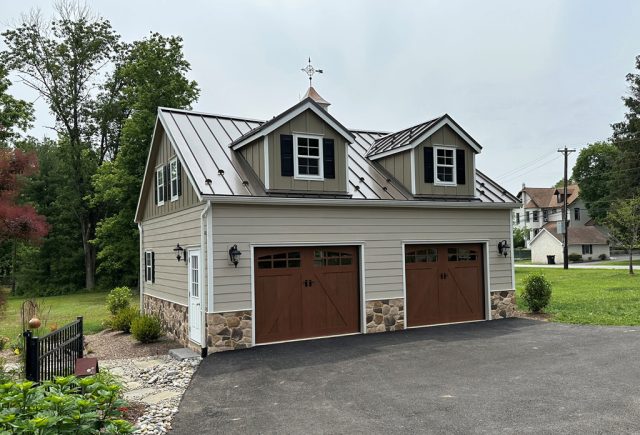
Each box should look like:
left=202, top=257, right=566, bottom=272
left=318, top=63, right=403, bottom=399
left=515, top=268, right=640, bottom=325
left=0, top=291, right=123, bottom=340
left=605, top=259, right=640, bottom=266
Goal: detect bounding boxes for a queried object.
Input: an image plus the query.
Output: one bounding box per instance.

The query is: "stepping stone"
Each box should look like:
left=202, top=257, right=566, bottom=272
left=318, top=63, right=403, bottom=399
left=123, top=387, right=156, bottom=400
left=169, top=348, right=200, bottom=361
left=132, top=359, right=164, bottom=369
left=141, top=390, right=182, bottom=404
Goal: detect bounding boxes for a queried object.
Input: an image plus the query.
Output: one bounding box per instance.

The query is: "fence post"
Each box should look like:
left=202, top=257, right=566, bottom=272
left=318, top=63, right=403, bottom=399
left=77, top=316, right=84, bottom=358
left=23, top=330, right=39, bottom=383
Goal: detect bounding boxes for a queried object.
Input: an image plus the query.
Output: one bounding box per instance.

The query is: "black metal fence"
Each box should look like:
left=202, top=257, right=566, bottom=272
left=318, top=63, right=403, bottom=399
left=23, top=316, right=83, bottom=382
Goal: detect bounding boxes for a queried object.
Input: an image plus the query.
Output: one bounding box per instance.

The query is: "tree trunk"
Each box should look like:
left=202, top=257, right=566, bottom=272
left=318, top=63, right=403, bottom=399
left=80, top=217, right=97, bottom=290
left=11, top=239, right=16, bottom=294
left=630, top=249, right=635, bottom=275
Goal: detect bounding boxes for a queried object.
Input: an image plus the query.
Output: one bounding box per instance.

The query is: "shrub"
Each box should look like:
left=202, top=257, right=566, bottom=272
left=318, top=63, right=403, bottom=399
left=106, top=286, right=132, bottom=315
left=131, top=315, right=163, bottom=343
left=111, top=306, right=140, bottom=333
left=0, top=336, right=9, bottom=351
left=0, top=375, right=134, bottom=433
left=522, top=272, right=552, bottom=313
left=599, top=253, right=608, bottom=261
left=568, top=253, right=583, bottom=262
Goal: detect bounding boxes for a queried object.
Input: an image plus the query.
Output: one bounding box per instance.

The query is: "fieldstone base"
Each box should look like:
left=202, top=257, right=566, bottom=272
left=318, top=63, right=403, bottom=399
left=491, top=290, right=516, bottom=319
left=366, top=299, right=404, bottom=333
left=143, top=295, right=189, bottom=345
left=206, top=311, right=252, bottom=352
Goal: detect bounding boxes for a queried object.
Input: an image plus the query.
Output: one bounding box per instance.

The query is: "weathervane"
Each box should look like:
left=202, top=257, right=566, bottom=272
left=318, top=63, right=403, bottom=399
left=301, top=57, right=323, bottom=87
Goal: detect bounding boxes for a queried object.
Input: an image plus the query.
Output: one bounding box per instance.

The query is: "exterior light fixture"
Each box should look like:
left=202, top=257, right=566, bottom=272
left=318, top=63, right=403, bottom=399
left=173, top=244, right=186, bottom=262
left=228, top=244, right=242, bottom=268
left=497, top=240, right=510, bottom=257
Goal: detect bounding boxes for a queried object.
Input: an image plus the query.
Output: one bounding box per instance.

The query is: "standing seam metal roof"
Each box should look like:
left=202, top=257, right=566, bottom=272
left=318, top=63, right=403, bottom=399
left=157, top=107, right=517, bottom=203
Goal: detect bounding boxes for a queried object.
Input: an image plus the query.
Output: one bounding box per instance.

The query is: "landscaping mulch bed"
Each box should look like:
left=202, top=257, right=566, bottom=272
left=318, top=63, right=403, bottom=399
left=513, top=310, right=551, bottom=322
left=84, top=330, right=180, bottom=360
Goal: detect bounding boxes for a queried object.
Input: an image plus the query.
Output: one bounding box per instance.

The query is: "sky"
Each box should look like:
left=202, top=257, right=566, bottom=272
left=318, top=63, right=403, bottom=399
left=2, top=0, right=639, bottom=195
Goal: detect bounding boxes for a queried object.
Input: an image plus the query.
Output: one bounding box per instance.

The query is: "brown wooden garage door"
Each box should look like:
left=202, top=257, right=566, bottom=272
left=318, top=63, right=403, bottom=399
left=405, top=244, right=485, bottom=327
left=254, top=246, right=360, bottom=344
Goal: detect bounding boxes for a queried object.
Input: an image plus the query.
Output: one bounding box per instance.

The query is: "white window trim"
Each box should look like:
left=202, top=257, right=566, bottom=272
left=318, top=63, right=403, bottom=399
left=169, top=158, right=179, bottom=202
left=433, top=146, right=457, bottom=186
left=145, top=250, right=153, bottom=283
left=155, top=166, right=165, bottom=206
left=293, top=133, right=324, bottom=181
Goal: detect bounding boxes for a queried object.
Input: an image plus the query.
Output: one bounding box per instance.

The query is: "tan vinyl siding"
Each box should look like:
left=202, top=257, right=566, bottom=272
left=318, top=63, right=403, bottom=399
left=141, top=128, right=201, bottom=220
left=379, top=151, right=413, bottom=191
left=415, top=125, right=475, bottom=196
left=267, top=109, right=347, bottom=192
left=240, top=138, right=265, bottom=184
left=211, top=204, right=513, bottom=312
left=142, top=205, right=205, bottom=306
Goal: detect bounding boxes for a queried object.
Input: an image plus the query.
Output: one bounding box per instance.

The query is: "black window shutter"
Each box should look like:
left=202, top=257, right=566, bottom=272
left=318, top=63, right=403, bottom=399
left=151, top=252, right=155, bottom=283
left=424, top=147, right=434, bottom=183
left=144, top=253, right=148, bottom=281
left=177, top=160, right=182, bottom=196
left=456, top=149, right=466, bottom=185
left=280, top=134, right=294, bottom=176
left=323, top=139, right=335, bottom=179
left=164, top=165, right=170, bottom=201
left=154, top=171, right=158, bottom=204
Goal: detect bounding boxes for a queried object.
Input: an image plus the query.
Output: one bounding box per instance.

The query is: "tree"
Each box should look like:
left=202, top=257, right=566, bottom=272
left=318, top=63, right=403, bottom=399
left=513, top=227, right=527, bottom=249
left=2, top=3, right=122, bottom=289
left=92, top=33, right=198, bottom=287
left=0, top=67, right=34, bottom=146
left=572, top=142, right=620, bottom=222
left=553, top=177, right=574, bottom=189
left=611, top=55, right=640, bottom=199
left=605, top=196, right=640, bottom=274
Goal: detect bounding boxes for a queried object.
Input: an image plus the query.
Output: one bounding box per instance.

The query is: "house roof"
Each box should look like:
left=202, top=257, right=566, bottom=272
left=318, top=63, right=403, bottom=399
left=519, top=185, right=580, bottom=209
left=228, top=97, right=354, bottom=150
left=366, top=114, right=483, bottom=160
left=534, top=222, right=609, bottom=245
left=303, top=86, right=330, bottom=107
left=133, top=107, right=517, bottom=222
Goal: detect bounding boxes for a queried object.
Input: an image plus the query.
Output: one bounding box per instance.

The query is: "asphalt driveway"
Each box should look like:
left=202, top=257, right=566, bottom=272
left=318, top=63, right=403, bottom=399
left=172, top=319, right=640, bottom=434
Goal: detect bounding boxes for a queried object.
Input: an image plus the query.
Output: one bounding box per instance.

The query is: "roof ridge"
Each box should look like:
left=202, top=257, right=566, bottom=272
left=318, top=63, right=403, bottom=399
left=158, top=106, right=265, bottom=124
left=374, top=115, right=444, bottom=142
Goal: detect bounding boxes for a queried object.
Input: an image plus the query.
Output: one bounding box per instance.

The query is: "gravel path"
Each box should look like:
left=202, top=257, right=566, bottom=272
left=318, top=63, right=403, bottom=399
left=102, top=354, right=201, bottom=434
left=85, top=330, right=179, bottom=360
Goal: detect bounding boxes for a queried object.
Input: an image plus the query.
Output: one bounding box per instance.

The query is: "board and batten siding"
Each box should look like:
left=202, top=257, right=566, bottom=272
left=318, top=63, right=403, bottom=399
left=141, top=128, right=201, bottom=221
left=142, top=204, right=205, bottom=306
left=240, top=137, right=265, bottom=184
left=378, top=151, right=413, bottom=189
left=211, top=203, right=513, bottom=313
left=267, top=109, right=348, bottom=192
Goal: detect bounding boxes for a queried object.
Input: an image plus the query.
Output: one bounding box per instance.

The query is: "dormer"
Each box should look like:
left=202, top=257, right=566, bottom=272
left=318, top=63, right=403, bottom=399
left=367, top=115, right=481, bottom=198
left=231, top=91, right=354, bottom=195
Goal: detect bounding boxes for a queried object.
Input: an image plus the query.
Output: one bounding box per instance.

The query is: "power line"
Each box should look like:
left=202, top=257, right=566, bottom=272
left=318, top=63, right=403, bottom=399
left=494, top=150, right=557, bottom=180
left=498, top=155, right=563, bottom=183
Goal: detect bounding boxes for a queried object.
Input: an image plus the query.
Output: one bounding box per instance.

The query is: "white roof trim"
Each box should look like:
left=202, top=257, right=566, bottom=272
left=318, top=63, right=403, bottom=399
left=529, top=228, right=563, bottom=246
left=230, top=101, right=353, bottom=150
left=205, top=194, right=518, bottom=209
left=369, top=116, right=482, bottom=161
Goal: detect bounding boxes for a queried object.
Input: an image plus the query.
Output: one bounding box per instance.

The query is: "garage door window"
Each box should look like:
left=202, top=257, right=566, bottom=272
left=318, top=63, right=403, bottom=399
left=257, top=251, right=301, bottom=269
left=314, top=249, right=353, bottom=266
left=405, top=248, right=438, bottom=263
left=448, top=247, right=478, bottom=261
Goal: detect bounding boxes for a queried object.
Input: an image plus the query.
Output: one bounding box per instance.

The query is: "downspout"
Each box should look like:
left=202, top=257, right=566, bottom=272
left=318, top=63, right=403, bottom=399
left=200, top=201, right=212, bottom=357
left=138, top=223, right=144, bottom=312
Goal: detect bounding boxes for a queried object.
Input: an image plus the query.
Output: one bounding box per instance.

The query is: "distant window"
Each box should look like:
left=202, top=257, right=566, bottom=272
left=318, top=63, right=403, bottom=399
left=434, top=147, right=456, bottom=185
left=515, top=213, right=520, bottom=224
left=170, top=159, right=179, bottom=201
left=294, top=134, right=323, bottom=179
left=557, top=193, right=564, bottom=203
left=156, top=167, right=165, bottom=206
left=525, top=211, right=530, bottom=222
left=533, top=211, right=539, bottom=222
left=533, top=229, right=540, bottom=236
left=574, top=207, right=581, bottom=221
left=543, top=209, right=548, bottom=222
left=582, top=244, right=592, bottom=255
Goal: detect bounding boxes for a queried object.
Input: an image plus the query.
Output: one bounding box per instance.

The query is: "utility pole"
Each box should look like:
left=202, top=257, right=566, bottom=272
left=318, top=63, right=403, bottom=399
left=557, top=147, right=576, bottom=269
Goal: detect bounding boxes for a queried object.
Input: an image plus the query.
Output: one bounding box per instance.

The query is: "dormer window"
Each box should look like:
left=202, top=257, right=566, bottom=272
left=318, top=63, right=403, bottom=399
left=434, top=147, right=456, bottom=186
left=294, top=134, right=324, bottom=180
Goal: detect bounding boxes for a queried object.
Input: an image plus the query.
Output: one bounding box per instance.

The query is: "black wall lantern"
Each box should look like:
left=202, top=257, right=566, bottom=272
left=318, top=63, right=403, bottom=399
left=173, top=244, right=186, bottom=262
left=228, top=244, right=242, bottom=268
left=497, top=240, right=510, bottom=257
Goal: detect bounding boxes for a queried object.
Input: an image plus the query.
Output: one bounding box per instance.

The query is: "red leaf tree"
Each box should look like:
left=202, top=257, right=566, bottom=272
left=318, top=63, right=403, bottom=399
left=0, top=148, right=48, bottom=244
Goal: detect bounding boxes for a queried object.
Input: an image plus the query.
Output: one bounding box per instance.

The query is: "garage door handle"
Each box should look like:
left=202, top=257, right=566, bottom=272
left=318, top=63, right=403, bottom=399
left=304, top=279, right=315, bottom=287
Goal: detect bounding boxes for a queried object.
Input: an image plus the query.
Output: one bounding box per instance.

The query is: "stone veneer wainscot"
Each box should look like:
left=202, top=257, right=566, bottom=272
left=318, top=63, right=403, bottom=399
left=366, top=299, right=404, bottom=333
left=491, top=290, right=516, bottom=319
left=143, top=295, right=189, bottom=345
left=206, top=311, right=253, bottom=352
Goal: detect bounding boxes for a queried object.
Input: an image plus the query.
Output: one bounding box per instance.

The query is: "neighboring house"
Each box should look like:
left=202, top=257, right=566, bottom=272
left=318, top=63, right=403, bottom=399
left=529, top=223, right=610, bottom=264
left=515, top=185, right=610, bottom=262
left=134, top=86, right=519, bottom=355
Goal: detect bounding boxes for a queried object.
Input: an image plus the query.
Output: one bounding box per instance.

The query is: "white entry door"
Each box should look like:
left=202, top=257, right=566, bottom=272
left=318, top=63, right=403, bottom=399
left=188, top=249, right=202, bottom=343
